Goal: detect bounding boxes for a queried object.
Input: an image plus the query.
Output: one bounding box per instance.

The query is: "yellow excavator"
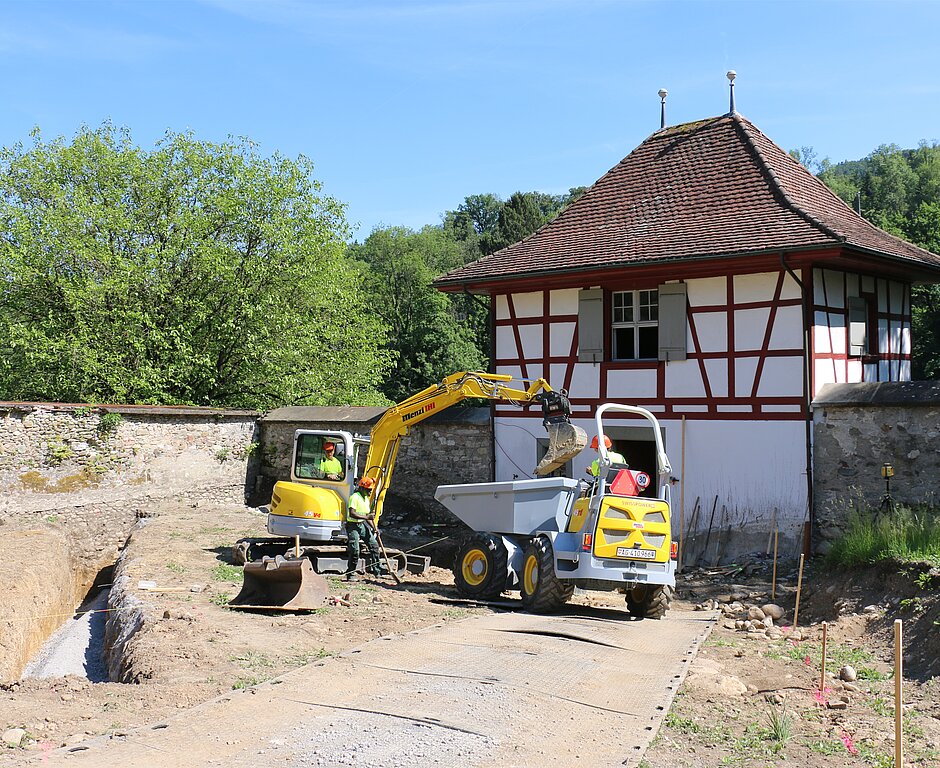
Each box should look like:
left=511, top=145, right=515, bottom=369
left=229, top=372, right=587, bottom=610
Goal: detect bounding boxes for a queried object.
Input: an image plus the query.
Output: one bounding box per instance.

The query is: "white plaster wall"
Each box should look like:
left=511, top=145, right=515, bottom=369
left=569, top=363, right=600, bottom=400
left=815, top=358, right=837, bottom=390
left=734, top=358, right=759, bottom=397
left=549, top=288, right=579, bottom=315
left=512, top=291, right=542, bottom=318
left=703, top=359, right=729, bottom=397
left=735, top=307, right=771, bottom=350
left=495, top=295, right=510, bottom=320
left=770, top=305, right=804, bottom=349
left=756, top=357, right=804, bottom=397
left=496, top=326, right=517, bottom=358
left=694, top=312, right=728, bottom=353
left=549, top=322, right=575, bottom=357
left=734, top=272, right=775, bottom=303
left=687, top=276, right=726, bottom=306
left=665, top=361, right=707, bottom=398
left=607, top=368, right=658, bottom=399
left=518, top=325, right=542, bottom=360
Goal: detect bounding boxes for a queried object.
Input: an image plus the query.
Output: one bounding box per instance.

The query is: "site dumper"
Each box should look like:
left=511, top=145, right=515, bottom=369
left=436, top=403, right=677, bottom=618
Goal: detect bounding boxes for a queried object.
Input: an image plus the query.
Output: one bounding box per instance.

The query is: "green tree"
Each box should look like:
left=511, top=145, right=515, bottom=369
left=0, top=124, right=392, bottom=408
left=492, top=191, right=546, bottom=252
left=348, top=225, right=486, bottom=402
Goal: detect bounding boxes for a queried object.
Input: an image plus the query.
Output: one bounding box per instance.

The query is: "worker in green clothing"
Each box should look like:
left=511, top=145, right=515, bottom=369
left=319, top=441, right=343, bottom=481
left=586, top=434, right=627, bottom=477
left=345, top=476, right=387, bottom=581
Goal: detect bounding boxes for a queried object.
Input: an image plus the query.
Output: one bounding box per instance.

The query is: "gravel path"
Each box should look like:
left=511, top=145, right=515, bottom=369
left=22, top=588, right=109, bottom=681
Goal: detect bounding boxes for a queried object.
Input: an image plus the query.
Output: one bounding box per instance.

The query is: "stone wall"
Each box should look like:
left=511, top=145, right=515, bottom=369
left=259, top=405, right=493, bottom=516
left=812, top=382, right=940, bottom=551
left=0, top=403, right=260, bottom=568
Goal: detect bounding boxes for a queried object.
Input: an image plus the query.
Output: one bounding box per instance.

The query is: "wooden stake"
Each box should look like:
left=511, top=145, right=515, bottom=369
left=772, top=529, right=779, bottom=600
left=679, top=415, right=686, bottom=573
left=294, top=535, right=301, bottom=558
left=895, top=619, right=903, bottom=768
left=820, top=621, right=828, bottom=695
left=766, top=508, right=777, bottom=555
left=793, top=553, right=805, bottom=629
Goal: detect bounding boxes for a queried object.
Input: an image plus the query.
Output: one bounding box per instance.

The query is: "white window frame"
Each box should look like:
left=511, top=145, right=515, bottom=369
left=611, top=289, right=659, bottom=361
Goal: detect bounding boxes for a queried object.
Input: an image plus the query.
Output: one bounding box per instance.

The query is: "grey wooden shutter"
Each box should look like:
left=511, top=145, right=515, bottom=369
left=578, top=289, right=604, bottom=363
left=658, top=283, right=687, bottom=361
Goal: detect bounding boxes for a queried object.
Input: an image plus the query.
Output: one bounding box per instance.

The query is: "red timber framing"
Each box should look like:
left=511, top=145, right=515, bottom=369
left=491, top=260, right=814, bottom=423
left=809, top=267, right=912, bottom=397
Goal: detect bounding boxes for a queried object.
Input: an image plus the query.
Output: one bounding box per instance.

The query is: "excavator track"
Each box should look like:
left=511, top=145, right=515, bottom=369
left=232, top=538, right=430, bottom=578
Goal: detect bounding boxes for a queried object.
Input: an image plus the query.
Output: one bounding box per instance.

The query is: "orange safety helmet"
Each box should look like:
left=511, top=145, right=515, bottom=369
left=358, top=476, right=375, bottom=489
left=590, top=434, right=612, bottom=450
left=323, top=441, right=336, bottom=451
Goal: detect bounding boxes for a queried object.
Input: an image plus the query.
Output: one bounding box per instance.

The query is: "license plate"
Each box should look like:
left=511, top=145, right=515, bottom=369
left=617, top=547, right=656, bottom=560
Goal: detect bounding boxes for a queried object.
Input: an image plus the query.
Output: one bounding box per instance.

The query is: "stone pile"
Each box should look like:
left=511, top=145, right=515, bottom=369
left=694, top=594, right=791, bottom=640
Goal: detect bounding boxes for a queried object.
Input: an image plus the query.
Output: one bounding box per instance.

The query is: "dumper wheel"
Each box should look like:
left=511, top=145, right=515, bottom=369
left=626, top=585, right=673, bottom=619
left=520, top=536, right=573, bottom=613
left=453, top=534, right=509, bottom=600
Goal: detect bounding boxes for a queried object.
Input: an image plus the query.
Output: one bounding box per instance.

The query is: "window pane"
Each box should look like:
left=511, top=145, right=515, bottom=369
left=638, top=326, right=659, bottom=359
left=614, top=327, right=635, bottom=360
left=613, top=292, right=633, bottom=324
left=639, top=290, right=659, bottom=322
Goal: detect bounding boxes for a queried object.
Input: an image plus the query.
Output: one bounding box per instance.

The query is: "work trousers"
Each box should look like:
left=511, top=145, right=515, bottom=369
left=345, top=521, right=382, bottom=575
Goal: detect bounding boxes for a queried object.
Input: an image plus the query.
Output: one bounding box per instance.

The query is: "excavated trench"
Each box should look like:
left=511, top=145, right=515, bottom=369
left=1, top=524, right=142, bottom=685
left=22, top=566, right=114, bottom=682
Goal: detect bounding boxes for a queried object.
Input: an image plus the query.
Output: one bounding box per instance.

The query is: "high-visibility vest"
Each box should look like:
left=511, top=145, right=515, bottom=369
left=591, top=451, right=627, bottom=477
left=319, top=456, right=343, bottom=476
left=347, top=490, right=371, bottom=522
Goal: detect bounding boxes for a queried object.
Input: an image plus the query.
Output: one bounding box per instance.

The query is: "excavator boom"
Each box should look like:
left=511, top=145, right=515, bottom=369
left=363, top=372, right=587, bottom=524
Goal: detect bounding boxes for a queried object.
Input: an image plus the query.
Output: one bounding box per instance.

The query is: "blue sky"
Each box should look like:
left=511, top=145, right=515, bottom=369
left=2, top=0, right=939, bottom=240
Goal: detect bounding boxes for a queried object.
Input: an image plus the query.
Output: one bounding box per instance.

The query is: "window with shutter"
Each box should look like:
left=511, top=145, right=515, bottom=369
left=611, top=289, right=659, bottom=361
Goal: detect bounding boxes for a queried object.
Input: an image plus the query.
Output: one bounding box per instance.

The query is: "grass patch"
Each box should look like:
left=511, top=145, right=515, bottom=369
left=211, top=564, right=242, bottom=582
left=857, top=666, right=891, bottom=681
left=827, top=505, right=940, bottom=567
left=231, top=676, right=262, bottom=690
left=442, top=608, right=468, bottom=619
left=704, top=637, right=739, bottom=648
left=804, top=738, right=846, bottom=755
left=209, top=592, right=231, bottom=606
left=780, top=639, right=875, bottom=669
left=166, top=561, right=185, bottom=574
left=664, top=713, right=701, bottom=735
left=231, top=651, right=274, bottom=670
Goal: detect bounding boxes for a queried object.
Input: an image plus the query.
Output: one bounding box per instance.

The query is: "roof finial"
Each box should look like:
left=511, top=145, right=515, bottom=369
left=658, top=88, right=668, bottom=129
left=727, top=70, right=737, bottom=114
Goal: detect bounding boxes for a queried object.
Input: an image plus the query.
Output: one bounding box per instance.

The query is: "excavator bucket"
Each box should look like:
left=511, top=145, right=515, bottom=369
left=228, top=556, right=329, bottom=612
left=534, top=422, right=588, bottom=476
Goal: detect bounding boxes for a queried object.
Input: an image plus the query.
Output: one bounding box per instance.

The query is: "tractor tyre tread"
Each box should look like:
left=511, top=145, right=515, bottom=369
left=452, top=533, right=509, bottom=600
left=626, top=584, right=673, bottom=620
left=521, top=536, right=574, bottom=613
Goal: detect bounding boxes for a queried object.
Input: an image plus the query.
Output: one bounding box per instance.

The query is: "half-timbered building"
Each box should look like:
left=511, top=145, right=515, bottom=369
left=436, top=112, right=940, bottom=557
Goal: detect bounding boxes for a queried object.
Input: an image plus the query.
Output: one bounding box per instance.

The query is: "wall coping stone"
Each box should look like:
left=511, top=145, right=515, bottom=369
left=812, top=381, right=940, bottom=407
left=0, top=401, right=259, bottom=419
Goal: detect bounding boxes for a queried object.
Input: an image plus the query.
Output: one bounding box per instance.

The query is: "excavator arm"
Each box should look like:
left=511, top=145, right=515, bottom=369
left=362, top=371, right=587, bottom=525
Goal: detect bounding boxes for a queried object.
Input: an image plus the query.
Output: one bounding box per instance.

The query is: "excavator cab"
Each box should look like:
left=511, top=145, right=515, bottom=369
left=266, top=430, right=368, bottom=541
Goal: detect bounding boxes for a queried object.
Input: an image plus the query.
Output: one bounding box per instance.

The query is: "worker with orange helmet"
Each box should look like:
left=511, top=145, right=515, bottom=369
left=319, top=441, right=343, bottom=481
left=345, top=476, right=386, bottom=581
left=587, top=434, right=627, bottom=477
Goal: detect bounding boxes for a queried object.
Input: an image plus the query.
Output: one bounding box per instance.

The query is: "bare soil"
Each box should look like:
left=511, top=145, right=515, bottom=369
left=2, top=501, right=938, bottom=767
